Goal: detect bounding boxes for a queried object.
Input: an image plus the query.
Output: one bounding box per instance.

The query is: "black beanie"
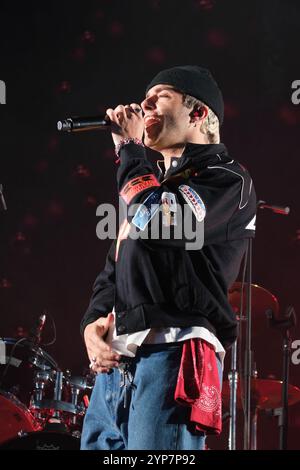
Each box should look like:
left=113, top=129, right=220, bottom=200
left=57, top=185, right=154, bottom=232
left=146, top=65, right=224, bottom=125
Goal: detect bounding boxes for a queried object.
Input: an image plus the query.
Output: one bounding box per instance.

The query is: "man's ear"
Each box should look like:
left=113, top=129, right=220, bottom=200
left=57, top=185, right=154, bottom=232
left=190, top=106, right=208, bottom=122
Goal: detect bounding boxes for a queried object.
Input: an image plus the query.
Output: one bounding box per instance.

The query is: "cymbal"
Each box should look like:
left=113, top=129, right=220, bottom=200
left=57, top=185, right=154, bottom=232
left=228, top=282, right=279, bottom=320
left=222, top=378, right=300, bottom=410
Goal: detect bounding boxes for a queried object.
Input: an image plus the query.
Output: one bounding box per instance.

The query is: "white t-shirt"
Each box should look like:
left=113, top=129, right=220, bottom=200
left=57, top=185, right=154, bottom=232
left=108, top=309, right=225, bottom=368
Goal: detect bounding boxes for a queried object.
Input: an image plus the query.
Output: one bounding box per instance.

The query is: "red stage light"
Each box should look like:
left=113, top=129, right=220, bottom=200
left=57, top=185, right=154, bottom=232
left=73, top=164, right=91, bottom=179
left=0, top=278, right=12, bottom=289
left=14, top=231, right=26, bottom=243
left=81, top=31, right=96, bottom=44
left=195, top=0, right=215, bottom=11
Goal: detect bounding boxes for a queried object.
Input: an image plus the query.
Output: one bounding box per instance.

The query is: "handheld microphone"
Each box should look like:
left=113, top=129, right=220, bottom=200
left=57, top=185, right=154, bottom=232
left=57, top=115, right=111, bottom=133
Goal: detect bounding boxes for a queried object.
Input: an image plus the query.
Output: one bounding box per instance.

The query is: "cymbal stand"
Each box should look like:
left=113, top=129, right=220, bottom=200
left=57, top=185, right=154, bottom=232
left=228, top=238, right=253, bottom=451
left=250, top=365, right=258, bottom=450
left=267, top=306, right=296, bottom=449
left=228, top=339, right=238, bottom=450
left=243, top=239, right=253, bottom=450
left=250, top=406, right=258, bottom=450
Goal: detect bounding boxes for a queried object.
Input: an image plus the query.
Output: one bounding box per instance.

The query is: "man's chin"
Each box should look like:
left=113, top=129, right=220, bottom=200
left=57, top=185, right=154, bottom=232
left=144, top=133, right=162, bottom=150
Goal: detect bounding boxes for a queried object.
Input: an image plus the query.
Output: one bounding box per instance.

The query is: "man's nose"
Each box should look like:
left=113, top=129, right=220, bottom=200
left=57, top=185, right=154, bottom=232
left=141, top=96, right=156, bottom=112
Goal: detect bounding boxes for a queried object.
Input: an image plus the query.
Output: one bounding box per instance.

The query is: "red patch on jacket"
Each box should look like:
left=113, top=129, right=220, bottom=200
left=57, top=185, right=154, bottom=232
left=120, top=174, right=160, bottom=204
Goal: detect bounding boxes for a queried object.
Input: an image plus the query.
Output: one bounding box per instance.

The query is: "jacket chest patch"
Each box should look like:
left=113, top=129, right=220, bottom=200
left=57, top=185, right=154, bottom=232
left=178, top=184, right=206, bottom=222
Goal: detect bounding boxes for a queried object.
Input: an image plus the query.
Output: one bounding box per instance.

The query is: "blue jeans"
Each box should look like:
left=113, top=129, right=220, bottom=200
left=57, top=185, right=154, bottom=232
left=81, top=343, right=223, bottom=450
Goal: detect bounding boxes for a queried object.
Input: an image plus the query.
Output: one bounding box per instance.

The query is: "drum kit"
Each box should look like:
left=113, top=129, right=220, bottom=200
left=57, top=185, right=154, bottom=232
left=222, top=282, right=300, bottom=450
left=0, top=337, right=94, bottom=450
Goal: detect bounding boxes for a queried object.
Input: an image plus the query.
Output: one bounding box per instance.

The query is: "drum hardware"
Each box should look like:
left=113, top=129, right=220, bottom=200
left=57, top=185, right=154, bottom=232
left=67, top=374, right=93, bottom=428
left=227, top=281, right=280, bottom=450
left=53, top=370, right=63, bottom=419
left=228, top=282, right=279, bottom=328
left=70, top=382, right=82, bottom=427
left=227, top=296, right=296, bottom=451
left=229, top=199, right=291, bottom=451
left=30, top=369, right=91, bottom=431
left=31, top=370, right=54, bottom=420
left=33, top=370, right=53, bottom=401
left=266, top=305, right=297, bottom=450
left=0, top=338, right=57, bottom=406
left=222, top=377, right=300, bottom=449
left=28, top=313, right=47, bottom=348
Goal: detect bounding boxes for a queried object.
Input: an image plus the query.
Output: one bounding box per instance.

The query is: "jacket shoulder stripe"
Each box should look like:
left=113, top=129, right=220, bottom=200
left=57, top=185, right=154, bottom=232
left=207, top=164, right=251, bottom=210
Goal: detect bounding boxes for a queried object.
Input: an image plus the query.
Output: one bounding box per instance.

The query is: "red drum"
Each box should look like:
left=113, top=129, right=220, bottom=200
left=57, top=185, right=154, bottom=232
left=0, top=391, right=40, bottom=444
left=0, top=338, right=57, bottom=443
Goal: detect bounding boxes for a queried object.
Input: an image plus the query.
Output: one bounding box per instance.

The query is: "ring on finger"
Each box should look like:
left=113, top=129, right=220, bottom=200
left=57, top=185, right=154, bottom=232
left=89, top=357, right=97, bottom=367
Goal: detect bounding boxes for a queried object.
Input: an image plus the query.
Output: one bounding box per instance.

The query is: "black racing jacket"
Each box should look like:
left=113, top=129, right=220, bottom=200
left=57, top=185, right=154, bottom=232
left=80, top=142, right=256, bottom=349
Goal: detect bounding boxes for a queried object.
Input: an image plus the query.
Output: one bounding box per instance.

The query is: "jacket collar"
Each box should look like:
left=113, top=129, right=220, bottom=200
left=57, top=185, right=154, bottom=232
left=156, top=142, right=229, bottom=178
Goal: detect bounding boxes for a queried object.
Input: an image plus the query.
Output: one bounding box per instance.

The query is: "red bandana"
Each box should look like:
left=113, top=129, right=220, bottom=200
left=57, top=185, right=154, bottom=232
left=175, top=338, right=222, bottom=435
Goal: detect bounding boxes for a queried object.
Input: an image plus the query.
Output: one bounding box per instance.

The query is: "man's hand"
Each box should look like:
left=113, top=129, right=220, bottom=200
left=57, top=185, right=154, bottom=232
left=106, top=103, right=144, bottom=146
left=84, top=313, right=120, bottom=374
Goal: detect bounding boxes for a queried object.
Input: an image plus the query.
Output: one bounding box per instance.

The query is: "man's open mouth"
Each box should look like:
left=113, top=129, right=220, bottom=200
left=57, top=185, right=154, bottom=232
left=144, top=115, right=161, bottom=129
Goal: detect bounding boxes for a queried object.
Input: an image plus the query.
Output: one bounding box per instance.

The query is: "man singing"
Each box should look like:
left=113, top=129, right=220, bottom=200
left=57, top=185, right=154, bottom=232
left=80, top=65, right=256, bottom=450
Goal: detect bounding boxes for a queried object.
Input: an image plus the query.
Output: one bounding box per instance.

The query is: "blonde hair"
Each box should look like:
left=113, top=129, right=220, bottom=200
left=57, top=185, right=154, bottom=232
left=182, top=94, right=220, bottom=144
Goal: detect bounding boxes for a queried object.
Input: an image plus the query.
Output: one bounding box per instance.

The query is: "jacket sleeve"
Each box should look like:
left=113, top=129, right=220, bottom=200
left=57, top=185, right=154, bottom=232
left=117, top=143, right=256, bottom=249
left=80, top=240, right=116, bottom=335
